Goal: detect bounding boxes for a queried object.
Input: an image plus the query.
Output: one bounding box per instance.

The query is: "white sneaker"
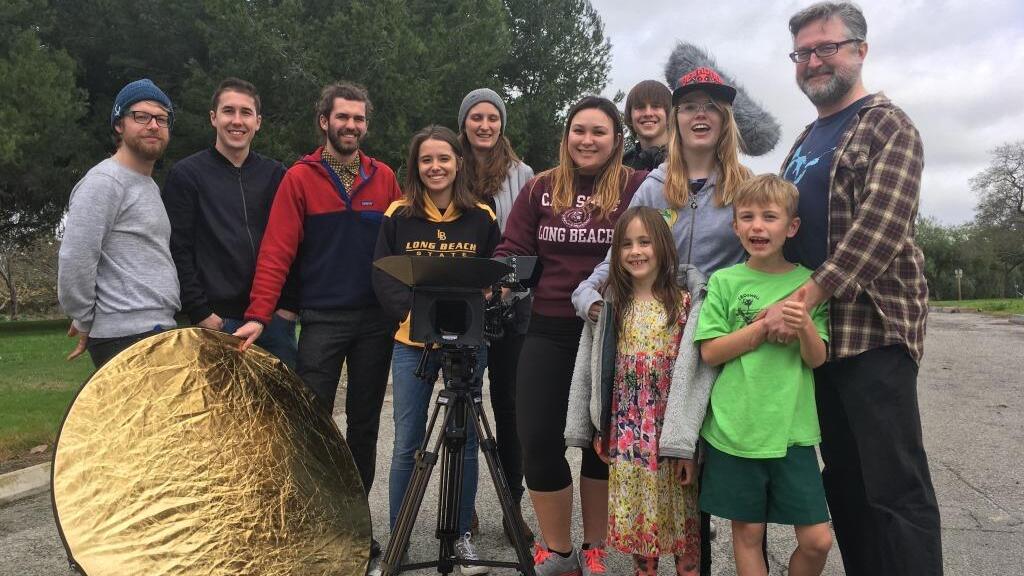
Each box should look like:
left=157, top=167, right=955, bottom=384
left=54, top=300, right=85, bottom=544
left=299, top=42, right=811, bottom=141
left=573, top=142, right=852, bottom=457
left=455, top=531, right=490, bottom=575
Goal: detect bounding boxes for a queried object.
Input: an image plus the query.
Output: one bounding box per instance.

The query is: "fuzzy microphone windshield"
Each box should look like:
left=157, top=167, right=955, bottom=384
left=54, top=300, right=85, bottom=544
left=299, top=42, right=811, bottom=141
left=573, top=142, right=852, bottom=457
left=664, top=43, right=781, bottom=157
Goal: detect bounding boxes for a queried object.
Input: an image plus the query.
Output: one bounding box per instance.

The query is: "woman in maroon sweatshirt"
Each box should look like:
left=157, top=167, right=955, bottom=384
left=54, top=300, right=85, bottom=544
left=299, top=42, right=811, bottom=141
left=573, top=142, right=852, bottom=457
left=494, top=96, right=646, bottom=574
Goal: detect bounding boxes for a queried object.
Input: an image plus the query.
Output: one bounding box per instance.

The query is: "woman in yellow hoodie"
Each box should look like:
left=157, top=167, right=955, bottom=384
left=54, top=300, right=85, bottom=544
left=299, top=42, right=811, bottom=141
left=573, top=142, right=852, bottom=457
left=372, top=125, right=500, bottom=574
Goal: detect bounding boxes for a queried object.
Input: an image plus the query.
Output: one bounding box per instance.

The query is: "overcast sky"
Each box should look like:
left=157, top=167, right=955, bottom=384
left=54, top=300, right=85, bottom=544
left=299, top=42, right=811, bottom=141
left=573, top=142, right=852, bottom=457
left=588, top=0, right=1024, bottom=224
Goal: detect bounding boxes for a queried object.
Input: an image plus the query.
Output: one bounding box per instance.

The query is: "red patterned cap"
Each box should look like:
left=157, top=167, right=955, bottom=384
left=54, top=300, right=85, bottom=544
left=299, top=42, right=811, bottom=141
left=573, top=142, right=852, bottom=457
left=672, top=67, right=737, bottom=106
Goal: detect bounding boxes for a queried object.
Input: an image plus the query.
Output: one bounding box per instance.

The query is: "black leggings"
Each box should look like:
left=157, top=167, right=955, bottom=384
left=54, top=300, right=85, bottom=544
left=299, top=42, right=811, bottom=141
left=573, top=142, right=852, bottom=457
left=516, top=313, right=608, bottom=492
left=487, top=329, right=526, bottom=502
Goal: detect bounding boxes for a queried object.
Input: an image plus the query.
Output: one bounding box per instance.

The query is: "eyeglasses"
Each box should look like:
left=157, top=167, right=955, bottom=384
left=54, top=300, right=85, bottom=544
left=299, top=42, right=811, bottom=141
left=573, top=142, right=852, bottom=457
left=128, top=111, right=170, bottom=128
left=675, top=101, right=720, bottom=116
left=789, top=38, right=862, bottom=63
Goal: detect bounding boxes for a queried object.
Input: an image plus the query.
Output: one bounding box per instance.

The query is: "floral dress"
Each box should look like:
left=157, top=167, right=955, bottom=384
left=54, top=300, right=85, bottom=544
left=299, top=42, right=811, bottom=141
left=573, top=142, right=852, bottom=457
left=607, top=294, right=700, bottom=568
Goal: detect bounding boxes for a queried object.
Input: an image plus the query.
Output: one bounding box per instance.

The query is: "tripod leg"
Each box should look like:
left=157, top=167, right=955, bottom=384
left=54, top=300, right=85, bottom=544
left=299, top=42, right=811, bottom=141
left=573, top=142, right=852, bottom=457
left=469, top=398, right=538, bottom=576
left=382, top=391, right=453, bottom=575
left=435, top=392, right=468, bottom=575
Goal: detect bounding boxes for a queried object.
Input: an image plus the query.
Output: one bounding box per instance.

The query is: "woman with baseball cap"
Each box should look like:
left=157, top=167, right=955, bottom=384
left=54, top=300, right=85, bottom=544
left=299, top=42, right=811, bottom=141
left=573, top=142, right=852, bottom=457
left=574, top=66, right=751, bottom=317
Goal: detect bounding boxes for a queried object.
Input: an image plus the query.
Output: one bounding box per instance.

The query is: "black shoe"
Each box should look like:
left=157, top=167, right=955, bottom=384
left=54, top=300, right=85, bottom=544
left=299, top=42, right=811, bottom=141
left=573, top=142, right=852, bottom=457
left=371, top=537, right=382, bottom=557
left=502, top=503, right=534, bottom=545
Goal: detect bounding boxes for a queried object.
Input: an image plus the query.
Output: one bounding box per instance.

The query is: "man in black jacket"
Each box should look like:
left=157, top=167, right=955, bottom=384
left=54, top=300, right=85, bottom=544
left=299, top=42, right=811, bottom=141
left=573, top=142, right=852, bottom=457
left=162, top=78, right=298, bottom=368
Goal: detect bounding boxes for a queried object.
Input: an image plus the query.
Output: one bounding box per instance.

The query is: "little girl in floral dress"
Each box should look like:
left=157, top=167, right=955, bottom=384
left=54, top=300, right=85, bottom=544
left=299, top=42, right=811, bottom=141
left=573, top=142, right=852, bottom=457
left=566, top=206, right=716, bottom=575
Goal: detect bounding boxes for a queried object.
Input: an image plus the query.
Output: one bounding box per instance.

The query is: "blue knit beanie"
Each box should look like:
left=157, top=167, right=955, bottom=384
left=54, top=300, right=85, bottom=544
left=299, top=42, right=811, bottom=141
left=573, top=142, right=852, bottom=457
left=110, top=79, right=174, bottom=129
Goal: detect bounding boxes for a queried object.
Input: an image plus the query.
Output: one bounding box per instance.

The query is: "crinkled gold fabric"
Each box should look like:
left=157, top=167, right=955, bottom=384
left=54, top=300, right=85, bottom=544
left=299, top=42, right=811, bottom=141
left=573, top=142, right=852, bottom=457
left=52, top=328, right=370, bottom=575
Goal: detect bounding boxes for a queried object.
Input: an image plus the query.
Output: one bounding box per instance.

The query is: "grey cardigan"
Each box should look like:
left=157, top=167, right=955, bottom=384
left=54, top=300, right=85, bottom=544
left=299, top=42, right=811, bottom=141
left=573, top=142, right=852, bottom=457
left=492, top=160, right=534, bottom=232
left=564, top=266, right=717, bottom=460
left=494, top=160, right=535, bottom=334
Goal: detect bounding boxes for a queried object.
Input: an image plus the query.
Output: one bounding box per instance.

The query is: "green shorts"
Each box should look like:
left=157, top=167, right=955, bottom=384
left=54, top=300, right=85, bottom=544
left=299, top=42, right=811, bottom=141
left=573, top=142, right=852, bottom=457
left=699, top=442, right=829, bottom=526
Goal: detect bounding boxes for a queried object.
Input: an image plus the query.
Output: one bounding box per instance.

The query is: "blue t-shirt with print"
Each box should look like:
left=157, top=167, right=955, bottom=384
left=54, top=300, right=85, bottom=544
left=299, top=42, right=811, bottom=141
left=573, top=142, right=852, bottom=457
left=783, top=96, right=871, bottom=269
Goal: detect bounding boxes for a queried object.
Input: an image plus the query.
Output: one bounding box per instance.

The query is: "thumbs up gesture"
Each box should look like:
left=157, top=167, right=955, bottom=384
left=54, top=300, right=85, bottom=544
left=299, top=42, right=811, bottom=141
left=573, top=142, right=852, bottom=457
left=782, top=287, right=810, bottom=332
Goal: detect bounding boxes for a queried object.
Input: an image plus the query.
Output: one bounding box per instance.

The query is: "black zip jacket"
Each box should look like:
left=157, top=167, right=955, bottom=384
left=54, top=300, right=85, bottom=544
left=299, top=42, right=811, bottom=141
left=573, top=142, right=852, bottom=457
left=623, top=142, right=667, bottom=172
left=162, top=147, right=297, bottom=324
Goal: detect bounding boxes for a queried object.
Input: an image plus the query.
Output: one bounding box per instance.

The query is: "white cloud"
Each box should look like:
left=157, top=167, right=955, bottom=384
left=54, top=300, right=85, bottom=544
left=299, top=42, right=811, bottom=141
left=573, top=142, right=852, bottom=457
left=589, top=0, right=1024, bottom=224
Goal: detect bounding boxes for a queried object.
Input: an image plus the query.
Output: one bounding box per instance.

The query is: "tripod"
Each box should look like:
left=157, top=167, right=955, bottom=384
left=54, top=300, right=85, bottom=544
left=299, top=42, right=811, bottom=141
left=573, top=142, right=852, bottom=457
left=381, top=345, right=536, bottom=576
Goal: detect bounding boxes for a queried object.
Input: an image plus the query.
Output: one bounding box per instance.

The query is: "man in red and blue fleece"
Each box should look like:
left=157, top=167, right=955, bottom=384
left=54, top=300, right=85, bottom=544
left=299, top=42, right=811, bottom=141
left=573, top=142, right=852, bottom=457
left=234, top=82, right=401, bottom=506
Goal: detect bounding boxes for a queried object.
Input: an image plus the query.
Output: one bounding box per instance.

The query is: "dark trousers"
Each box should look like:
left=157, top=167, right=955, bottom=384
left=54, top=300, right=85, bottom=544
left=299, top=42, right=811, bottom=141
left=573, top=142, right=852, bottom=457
left=815, top=345, right=943, bottom=576
left=487, top=330, right=526, bottom=502
left=86, top=332, right=153, bottom=368
left=223, top=313, right=298, bottom=371
left=297, top=308, right=397, bottom=494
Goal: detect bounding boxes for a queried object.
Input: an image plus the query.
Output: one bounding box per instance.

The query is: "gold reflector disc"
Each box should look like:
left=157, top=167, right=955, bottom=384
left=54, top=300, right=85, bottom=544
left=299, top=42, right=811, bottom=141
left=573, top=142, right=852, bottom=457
left=52, top=328, right=371, bottom=575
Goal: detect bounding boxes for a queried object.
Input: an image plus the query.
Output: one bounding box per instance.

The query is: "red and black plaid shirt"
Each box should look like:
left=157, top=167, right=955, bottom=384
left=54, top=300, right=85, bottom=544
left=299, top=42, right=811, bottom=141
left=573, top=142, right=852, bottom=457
left=782, top=93, right=928, bottom=364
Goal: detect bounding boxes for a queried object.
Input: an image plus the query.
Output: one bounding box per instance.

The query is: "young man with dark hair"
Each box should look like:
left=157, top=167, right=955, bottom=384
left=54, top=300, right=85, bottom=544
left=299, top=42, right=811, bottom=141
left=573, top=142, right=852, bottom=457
left=162, top=77, right=298, bottom=368
left=766, top=3, right=943, bottom=574
left=622, top=79, right=672, bottom=171
left=233, top=82, right=401, bottom=571
left=59, top=79, right=181, bottom=368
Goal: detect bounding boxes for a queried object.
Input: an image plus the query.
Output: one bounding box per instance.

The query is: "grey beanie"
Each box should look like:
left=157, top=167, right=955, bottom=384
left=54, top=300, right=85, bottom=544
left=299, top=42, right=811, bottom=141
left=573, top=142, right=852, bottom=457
left=111, top=78, right=174, bottom=129
left=458, top=88, right=507, bottom=132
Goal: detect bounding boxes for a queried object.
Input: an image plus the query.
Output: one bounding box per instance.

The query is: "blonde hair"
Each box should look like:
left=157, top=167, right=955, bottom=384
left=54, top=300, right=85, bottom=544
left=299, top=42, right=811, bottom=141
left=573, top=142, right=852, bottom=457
left=544, top=96, right=632, bottom=218
left=662, top=99, right=751, bottom=209
left=731, top=174, right=800, bottom=218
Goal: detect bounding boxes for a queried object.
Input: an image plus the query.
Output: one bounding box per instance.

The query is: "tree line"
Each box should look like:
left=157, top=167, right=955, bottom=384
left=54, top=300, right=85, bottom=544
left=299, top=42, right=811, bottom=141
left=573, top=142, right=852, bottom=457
left=917, top=141, right=1024, bottom=301
left=0, top=0, right=612, bottom=318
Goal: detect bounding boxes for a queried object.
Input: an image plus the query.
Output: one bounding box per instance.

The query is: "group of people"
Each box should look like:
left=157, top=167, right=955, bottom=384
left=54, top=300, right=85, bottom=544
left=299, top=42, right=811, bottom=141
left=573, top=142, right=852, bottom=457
left=57, top=2, right=942, bottom=576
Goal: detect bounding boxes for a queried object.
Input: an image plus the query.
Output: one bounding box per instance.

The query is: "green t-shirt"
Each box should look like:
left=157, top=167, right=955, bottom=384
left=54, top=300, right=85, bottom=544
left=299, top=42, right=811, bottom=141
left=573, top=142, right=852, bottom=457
left=695, top=263, right=829, bottom=458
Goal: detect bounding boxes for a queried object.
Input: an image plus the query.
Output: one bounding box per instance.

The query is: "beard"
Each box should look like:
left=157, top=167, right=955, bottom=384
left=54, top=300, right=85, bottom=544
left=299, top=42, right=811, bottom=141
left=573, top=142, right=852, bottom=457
left=123, top=130, right=168, bottom=162
left=327, top=128, right=365, bottom=156
left=798, top=61, right=861, bottom=107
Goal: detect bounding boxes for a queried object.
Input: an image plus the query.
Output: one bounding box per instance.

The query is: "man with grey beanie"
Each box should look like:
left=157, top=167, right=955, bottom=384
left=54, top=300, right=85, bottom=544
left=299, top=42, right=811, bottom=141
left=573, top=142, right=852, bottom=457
left=59, top=78, right=181, bottom=368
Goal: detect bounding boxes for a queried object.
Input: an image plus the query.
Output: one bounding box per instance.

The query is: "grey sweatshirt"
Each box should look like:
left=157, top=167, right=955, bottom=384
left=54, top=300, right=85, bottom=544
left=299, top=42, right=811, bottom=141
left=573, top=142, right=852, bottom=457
left=565, top=266, right=717, bottom=460
left=58, top=158, right=180, bottom=338
left=571, top=166, right=745, bottom=320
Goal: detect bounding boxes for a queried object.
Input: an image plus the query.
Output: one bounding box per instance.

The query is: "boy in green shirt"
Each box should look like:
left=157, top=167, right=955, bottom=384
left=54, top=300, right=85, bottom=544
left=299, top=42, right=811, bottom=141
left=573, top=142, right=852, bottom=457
left=695, top=174, right=832, bottom=576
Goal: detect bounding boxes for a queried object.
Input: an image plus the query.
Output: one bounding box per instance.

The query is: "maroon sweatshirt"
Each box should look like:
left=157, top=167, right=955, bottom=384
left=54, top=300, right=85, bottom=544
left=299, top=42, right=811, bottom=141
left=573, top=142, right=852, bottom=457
left=495, top=170, right=646, bottom=318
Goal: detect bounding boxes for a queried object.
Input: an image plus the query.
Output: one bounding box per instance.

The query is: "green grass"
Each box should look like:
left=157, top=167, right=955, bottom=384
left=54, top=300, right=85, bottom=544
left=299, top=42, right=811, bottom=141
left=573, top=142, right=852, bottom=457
left=0, top=322, right=94, bottom=460
left=931, top=298, right=1024, bottom=316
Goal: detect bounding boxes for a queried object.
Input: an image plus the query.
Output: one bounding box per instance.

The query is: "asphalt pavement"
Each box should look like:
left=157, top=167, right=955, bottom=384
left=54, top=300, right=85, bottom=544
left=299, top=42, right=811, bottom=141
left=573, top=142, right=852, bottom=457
left=1, top=311, right=1022, bottom=575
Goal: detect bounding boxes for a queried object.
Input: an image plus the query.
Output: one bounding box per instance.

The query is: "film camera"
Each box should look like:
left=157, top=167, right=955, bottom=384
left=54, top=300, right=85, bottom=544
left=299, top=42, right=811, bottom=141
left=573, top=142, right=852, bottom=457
left=372, top=255, right=539, bottom=575
left=374, top=255, right=539, bottom=348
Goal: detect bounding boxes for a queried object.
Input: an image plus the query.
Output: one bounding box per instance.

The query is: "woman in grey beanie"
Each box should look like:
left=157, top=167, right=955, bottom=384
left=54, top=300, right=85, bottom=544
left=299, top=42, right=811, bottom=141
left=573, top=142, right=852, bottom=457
left=457, top=87, right=535, bottom=544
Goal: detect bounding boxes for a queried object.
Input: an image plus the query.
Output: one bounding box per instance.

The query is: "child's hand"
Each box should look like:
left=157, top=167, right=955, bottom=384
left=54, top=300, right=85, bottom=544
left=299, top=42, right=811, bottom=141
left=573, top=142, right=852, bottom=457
left=592, top=434, right=610, bottom=464
left=669, top=458, right=696, bottom=485
left=782, top=288, right=811, bottom=332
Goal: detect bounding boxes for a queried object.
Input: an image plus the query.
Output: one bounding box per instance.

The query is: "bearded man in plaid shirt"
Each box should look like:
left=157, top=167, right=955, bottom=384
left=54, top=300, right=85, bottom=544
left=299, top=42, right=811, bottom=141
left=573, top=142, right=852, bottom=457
left=762, top=3, right=943, bottom=575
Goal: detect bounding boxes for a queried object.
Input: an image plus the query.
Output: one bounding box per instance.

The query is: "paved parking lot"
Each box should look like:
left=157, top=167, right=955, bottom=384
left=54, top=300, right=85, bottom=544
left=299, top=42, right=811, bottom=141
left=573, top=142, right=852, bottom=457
left=2, top=311, right=1022, bottom=575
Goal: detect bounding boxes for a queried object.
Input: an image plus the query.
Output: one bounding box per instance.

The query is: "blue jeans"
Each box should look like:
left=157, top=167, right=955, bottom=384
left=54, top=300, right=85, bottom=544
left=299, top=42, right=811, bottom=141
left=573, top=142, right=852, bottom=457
left=223, top=314, right=298, bottom=371
left=389, top=342, right=487, bottom=534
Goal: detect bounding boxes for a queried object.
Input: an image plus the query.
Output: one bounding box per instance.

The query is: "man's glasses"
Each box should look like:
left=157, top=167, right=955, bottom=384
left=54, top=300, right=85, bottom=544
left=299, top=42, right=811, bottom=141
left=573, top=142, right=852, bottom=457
left=128, top=111, right=170, bottom=128
left=789, top=38, right=862, bottom=63
left=676, top=101, right=720, bottom=116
